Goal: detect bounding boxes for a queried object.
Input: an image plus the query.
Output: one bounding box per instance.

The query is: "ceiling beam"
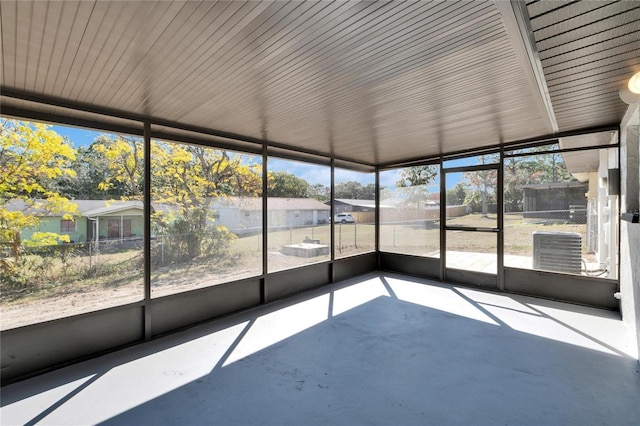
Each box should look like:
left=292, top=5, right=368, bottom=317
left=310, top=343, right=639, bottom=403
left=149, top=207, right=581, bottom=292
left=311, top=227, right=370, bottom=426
left=495, top=0, right=558, bottom=134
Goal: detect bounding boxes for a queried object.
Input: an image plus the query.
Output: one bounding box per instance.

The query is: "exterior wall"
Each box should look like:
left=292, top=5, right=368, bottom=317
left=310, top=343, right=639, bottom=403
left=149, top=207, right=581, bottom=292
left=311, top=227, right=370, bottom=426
left=620, top=221, right=640, bottom=360
left=331, top=201, right=375, bottom=214
left=267, top=209, right=329, bottom=227
left=334, top=204, right=352, bottom=213
left=215, top=207, right=243, bottom=230
left=284, top=210, right=329, bottom=226
left=20, top=216, right=88, bottom=244
left=620, top=104, right=640, bottom=360
left=215, top=207, right=261, bottom=235
left=598, top=149, right=619, bottom=273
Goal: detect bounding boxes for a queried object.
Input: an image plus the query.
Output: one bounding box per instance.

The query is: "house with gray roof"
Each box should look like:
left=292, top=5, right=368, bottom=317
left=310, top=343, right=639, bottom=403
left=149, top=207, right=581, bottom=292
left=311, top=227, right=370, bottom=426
left=212, top=197, right=330, bottom=234
left=5, top=199, right=145, bottom=244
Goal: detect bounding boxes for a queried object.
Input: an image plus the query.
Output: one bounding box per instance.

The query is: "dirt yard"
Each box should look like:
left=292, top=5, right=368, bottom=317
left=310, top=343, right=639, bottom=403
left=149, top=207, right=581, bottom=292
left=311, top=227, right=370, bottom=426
left=1, top=216, right=591, bottom=331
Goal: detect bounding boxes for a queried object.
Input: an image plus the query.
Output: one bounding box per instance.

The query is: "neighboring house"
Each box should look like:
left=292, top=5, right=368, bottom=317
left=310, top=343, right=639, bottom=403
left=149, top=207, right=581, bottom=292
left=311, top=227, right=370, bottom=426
left=331, top=199, right=376, bottom=214
left=212, top=197, right=331, bottom=233
left=267, top=197, right=331, bottom=227
left=210, top=197, right=262, bottom=236
left=331, top=199, right=400, bottom=212
left=5, top=199, right=144, bottom=243
left=7, top=196, right=334, bottom=245
left=328, top=199, right=397, bottom=224
left=379, top=198, right=406, bottom=208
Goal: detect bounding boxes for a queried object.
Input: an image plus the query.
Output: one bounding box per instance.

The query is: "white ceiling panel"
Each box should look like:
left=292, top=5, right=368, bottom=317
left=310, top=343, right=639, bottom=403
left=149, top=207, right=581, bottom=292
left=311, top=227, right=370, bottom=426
left=1, top=0, right=635, bottom=165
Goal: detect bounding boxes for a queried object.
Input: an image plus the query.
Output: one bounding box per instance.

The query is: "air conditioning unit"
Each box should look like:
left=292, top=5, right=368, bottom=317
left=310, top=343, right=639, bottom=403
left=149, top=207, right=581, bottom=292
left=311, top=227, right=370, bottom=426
left=532, top=231, right=582, bottom=274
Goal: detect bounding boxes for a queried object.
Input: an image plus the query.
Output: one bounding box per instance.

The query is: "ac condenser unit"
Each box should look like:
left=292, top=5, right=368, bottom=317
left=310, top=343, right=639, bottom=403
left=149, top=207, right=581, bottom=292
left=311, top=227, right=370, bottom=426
left=532, top=231, right=582, bottom=274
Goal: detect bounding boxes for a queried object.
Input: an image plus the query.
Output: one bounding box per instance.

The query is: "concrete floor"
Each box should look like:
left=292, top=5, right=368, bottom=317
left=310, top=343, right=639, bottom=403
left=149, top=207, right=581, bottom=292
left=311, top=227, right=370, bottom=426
left=2, top=273, right=639, bottom=425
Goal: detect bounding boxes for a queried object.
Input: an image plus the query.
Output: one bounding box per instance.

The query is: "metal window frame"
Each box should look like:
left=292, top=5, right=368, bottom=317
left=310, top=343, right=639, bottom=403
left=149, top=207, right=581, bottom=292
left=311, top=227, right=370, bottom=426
left=0, top=101, right=622, bottom=386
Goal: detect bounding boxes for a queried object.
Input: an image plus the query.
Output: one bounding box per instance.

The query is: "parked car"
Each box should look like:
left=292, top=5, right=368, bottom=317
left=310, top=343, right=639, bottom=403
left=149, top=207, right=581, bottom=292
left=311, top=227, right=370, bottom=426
left=334, top=213, right=356, bottom=223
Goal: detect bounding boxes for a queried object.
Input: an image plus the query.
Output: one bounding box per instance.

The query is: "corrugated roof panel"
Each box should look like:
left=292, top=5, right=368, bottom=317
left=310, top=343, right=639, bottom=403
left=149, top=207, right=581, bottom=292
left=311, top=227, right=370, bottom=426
left=81, top=1, right=153, bottom=104
left=547, top=66, right=632, bottom=90
left=119, top=2, right=289, bottom=113
left=535, top=9, right=640, bottom=52
left=172, top=2, right=416, bottom=121
left=49, top=1, right=95, bottom=97
left=544, top=47, right=639, bottom=76
left=3, top=0, right=633, bottom=165
left=551, top=92, right=622, bottom=109
left=145, top=1, right=289, bottom=119
left=0, top=1, right=17, bottom=86
left=527, top=0, right=578, bottom=19
left=96, top=1, right=186, bottom=109
left=526, top=0, right=638, bottom=133
left=184, top=1, right=444, bottom=121
left=529, top=0, right=621, bottom=31
left=65, top=1, right=132, bottom=101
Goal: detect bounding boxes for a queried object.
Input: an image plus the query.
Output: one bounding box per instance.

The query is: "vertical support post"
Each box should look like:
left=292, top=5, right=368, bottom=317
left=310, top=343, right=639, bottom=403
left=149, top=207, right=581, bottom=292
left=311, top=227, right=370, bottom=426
left=330, top=158, right=335, bottom=282
left=439, top=159, right=446, bottom=281
left=261, top=143, right=268, bottom=304
left=498, top=146, right=505, bottom=291
left=143, top=121, right=152, bottom=339
left=375, top=168, right=380, bottom=270
left=616, top=126, right=622, bottom=282
left=354, top=222, right=357, bottom=249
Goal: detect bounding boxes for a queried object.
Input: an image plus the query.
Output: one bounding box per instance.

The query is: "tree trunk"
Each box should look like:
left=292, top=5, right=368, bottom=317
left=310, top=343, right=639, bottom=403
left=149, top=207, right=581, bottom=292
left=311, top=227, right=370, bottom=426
left=482, top=173, right=488, bottom=218
left=187, top=233, right=201, bottom=258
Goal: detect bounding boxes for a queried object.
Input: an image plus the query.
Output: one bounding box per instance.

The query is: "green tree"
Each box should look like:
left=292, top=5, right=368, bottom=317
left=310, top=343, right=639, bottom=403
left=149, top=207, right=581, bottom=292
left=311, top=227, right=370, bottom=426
left=396, top=165, right=438, bottom=208
left=267, top=171, right=310, bottom=198
left=335, top=181, right=376, bottom=199
left=48, top=143, right=129, bottom=199
left=446, top=183, right=467, bottom=205
left=503, top=150, right=575, bottom=213
left=542, top=152, right=573, bottom=183
left=0, top=119, right=78, bottom=264
left=308, top=183, right=330, bottom=202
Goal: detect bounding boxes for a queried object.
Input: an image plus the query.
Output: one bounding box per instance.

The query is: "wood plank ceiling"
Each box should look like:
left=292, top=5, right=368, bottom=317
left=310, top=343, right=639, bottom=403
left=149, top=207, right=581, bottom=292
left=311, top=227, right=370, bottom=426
left=1, top=1, right=637, bottom=166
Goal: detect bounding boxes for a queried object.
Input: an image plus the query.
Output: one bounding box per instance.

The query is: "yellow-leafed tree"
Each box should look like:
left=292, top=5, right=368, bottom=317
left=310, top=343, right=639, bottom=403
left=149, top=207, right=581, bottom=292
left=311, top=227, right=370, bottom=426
left=93, top=136, right=262, bottom=259
left=151, top=142, right=262, bottom=258
left=0, top=119, right=78, bottom=265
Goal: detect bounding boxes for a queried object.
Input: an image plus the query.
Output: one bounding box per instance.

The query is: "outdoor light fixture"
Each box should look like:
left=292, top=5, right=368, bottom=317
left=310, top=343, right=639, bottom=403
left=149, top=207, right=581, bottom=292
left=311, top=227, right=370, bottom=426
left=628, top=71, right=640, bottom=94
left=619, top=71, right=640, bottom=104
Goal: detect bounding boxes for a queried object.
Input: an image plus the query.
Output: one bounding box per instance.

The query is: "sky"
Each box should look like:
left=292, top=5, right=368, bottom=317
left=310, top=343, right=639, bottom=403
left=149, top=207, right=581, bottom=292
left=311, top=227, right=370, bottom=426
left=50, top=124, right=462, bottom=190
left=52, top=125, right=102, bottom=148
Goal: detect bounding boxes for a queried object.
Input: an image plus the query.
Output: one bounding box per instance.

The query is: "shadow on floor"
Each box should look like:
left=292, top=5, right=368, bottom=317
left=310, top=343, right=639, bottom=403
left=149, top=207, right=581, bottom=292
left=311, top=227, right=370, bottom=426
left=100, top=295, right=640, bottom=425
left=3, top=274, right=639, bottom=425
